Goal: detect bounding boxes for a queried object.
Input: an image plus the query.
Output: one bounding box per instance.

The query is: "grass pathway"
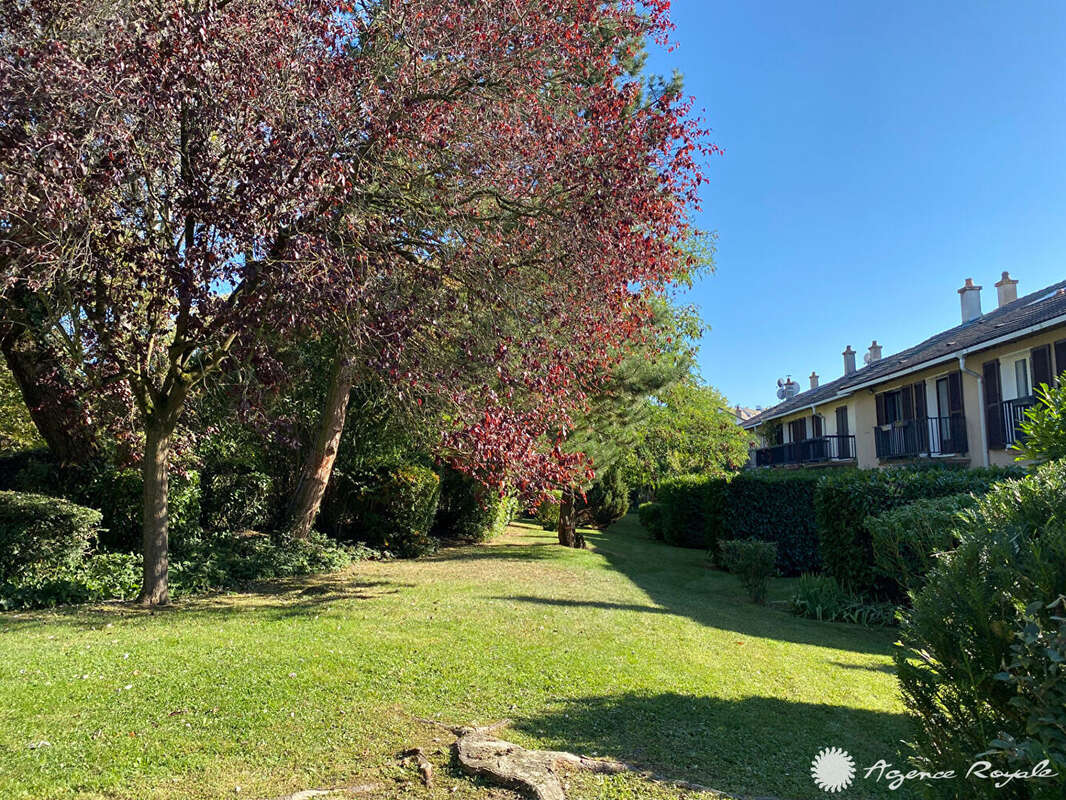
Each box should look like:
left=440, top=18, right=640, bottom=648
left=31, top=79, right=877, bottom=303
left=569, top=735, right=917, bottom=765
left=0, top=517, right=908, bottom=799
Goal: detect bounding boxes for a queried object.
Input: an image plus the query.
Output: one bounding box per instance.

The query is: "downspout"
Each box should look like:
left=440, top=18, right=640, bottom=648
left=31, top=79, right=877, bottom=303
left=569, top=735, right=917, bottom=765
left=958, top=355, right=990, bottom=467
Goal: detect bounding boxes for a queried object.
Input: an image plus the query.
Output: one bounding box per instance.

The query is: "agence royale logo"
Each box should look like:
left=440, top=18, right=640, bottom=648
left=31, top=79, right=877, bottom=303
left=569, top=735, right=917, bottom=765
left=810, top=747, right=1059, bottom=793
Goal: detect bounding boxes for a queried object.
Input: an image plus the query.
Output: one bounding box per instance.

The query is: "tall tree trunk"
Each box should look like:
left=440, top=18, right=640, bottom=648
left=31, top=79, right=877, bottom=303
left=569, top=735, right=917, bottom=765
left=0, top=317, right=99, bottom=466
left=287, top=350, right=356, bottom=539
left=139, top=419, right=173, bottom=606
left=557, top=487, right=584, bottom=548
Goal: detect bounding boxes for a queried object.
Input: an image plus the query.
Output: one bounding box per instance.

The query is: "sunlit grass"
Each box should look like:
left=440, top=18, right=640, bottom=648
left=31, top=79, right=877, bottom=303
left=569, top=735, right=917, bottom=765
left=0, top=517, right=907, bottom=799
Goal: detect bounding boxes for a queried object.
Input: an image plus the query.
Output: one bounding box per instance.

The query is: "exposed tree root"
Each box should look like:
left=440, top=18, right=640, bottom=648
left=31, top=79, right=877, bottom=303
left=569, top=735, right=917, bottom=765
left=413, top=717, right=724, bottom=800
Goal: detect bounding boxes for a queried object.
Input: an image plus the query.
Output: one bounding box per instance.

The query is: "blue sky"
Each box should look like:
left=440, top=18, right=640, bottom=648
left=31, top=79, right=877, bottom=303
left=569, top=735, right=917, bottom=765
left=645, top=1, right=1066, bottom=410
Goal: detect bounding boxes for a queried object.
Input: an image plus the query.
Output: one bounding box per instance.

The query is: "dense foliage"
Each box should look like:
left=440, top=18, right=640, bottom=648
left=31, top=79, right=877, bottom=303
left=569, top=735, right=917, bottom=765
left=789, top=574, right=897, bottom=628
left=621, top=381, right=751, bottom=496
left=433, top=468, right=518, bottom=543
left=655, top=470, right=823, bottom=574
left=719, top=538, right=777, bottom=604
left=896, top=460, right=1066, bottom=797
left=867, top=492, right=976, bottom=601
left=637, top=501, right=665, bottom=540
left=656, top=473, right=722, bottom=549
left=1015, top=381, right=1066, bottom=464
left=814, top=465, right=1020, bottom=596
left=0, top=364, right=41, bottom=454
left=0, top=491, right=101, bottom=582
left=717, top=470, right=824, bottom=575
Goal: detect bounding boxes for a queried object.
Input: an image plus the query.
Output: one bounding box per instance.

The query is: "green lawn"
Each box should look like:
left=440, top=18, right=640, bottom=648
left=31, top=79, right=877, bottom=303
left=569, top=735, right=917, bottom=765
left=0, top=517, right=908, bottom=800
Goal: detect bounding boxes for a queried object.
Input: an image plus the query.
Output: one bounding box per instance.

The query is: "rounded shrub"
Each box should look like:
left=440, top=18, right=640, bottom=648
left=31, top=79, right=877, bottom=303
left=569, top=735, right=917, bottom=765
left=584, top=466, right=630, bottom=525
left=0, top=490, right=102, bottom=582
left=895, top=460, right=1066, bottom=797
left=434, top=468, right=516, bottom=542
left=719, top=538, right=777, bottom=604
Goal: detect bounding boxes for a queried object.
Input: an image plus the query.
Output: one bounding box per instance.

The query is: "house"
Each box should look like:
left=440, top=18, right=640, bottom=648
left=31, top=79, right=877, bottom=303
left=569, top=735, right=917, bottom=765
left=742, top=273, right=1066, bottom=469
left=731, top=405, right=760, bottom=425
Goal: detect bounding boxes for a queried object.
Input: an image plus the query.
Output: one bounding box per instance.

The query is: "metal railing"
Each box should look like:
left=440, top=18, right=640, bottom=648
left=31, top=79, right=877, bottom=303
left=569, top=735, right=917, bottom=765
left=874, top=415, right=968, bottom=460
left=1002, top=396, right=1035, bottom=447
left=754, top=435, right=856, bottom=467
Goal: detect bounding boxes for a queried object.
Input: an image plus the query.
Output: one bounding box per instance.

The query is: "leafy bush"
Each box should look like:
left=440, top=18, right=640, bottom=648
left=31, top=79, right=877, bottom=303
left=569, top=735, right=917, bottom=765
left=583, top=466, right=630, bottom=525
left=790, top=574, right=897, bottom=627
left=1015, top=381, right=1066, bottom=464
left=9, top=458, right=203, bottom=555
left=200, top=465, right=274, bottom=532
left=434, top=468, right=517, bottom=542
left=0, top=551, right=141, bottom=610
left=637, top=501, right=664, bottom=539
left=867, top=492, right=976, bottom=601
left=896, top=460, right=1066, bottom=796
left=170, top=531, right=368, bottom=594
left=814, top=465, right=1020, bottom=596
left=987, top=599, right=1066, bottom=778
left=0, top=491, right=102, bottom=582
left=535, top=490, right=563, bottom=531
left=657, top=474, right=725, bottom=549
left=719, top=470, right=825, bottom=575
left=719, top=538, right=777, bottom=604
left=322, top=464, right=440, bottom=557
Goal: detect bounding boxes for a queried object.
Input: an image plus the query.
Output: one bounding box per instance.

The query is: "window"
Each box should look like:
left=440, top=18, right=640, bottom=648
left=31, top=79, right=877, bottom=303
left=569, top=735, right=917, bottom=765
left=1015, top=358, right=1030, bottom=399
left=884, top=390, right=904, bottom=424
left=936, top=377, right=950, bottom=420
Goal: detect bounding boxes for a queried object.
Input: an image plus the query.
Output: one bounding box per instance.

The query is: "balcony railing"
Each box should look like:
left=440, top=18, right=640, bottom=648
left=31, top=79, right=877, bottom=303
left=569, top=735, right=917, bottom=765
left=754, top=435, right=856, bottom=467
left=1002, top=396, right=1034, bottom=447
left=874, top=415, right=968, bottom=460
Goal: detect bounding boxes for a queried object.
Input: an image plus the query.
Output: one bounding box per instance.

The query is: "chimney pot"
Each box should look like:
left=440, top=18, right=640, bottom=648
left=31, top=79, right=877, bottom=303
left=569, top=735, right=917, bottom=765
left=809, top=371, right=819, bottom=390
left=995, top=271, right=1019, bottom=308
left=867, top=340, right=883, bottom=364
left=958, top=277, right=983, bottom=322
left=842, top=345, right=856, bottom=376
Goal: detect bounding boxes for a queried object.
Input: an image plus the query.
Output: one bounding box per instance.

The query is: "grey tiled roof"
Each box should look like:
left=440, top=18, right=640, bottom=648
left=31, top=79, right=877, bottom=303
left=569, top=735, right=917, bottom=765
left=742, top=278, right=1066, bottom=429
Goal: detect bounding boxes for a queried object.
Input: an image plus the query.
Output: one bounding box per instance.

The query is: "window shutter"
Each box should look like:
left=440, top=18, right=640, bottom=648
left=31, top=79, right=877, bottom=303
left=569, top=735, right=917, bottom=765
left=875, top=392, right=886, bottom=426
left=1032, top=344, right=1052, bottom=389
left=901, top=385, right=914, bottom=421
left=1054, top=339, right=1066, bottom=386
left=912, top=381, right=927, bottom=420
left=947, top=371, right=964, bottom=415
left=812, top=415, right=823, bottom=437
left=835, top=406, right=849, bottom=436
left=983, top=360, right=1004, bottom=449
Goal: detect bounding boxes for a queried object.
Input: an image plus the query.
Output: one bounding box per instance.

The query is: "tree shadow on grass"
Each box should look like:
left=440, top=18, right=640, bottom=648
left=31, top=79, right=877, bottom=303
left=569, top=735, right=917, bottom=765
left=572, top=516, right=897, bottom=656
left=0, top=576, right=415, bottom=632
left=512, top=692, right=910, bottom=800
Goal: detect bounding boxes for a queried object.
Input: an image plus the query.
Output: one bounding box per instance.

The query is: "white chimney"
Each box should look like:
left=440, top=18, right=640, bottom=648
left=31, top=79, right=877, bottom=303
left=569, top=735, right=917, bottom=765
left=866, top=340, right=882, bottom=364
left=995, top=271, right=1018, bottom=308
left=959, top=278, right=983, bottom=322
left=810, top=371, right=819, bottom=390
left=842, top=345, right=856, bottom=375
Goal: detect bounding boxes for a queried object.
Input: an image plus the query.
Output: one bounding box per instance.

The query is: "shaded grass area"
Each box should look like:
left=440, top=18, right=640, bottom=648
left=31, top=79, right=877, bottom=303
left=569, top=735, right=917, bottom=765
left=0, top=517, right=907, bottom=799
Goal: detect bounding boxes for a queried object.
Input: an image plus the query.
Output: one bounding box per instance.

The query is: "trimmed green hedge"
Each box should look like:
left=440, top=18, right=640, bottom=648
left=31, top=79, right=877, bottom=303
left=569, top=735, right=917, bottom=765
left=814, top=465, right=1020, bottom=596
left=0, top=491, right=102, bottom=582
left=896, top=460, right=1066, bottom=795
left=867, top=492, right=976, bottom=601
left=637, top=501, right=664, bottom=540
left=718, top=470, right=825, bottom=575
left=657, top=470, right=825, bottom=574
left=657, top=473, right=724, bottom=549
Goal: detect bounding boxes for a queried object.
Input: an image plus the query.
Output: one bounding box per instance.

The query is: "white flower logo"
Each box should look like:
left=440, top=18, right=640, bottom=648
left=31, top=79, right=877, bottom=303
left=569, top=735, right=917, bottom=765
left=811, top=746, right=856, bottom=793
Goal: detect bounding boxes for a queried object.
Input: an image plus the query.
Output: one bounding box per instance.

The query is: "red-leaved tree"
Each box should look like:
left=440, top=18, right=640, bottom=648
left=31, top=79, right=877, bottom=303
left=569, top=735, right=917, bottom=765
left=1, top=0, right=707, bottom=603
